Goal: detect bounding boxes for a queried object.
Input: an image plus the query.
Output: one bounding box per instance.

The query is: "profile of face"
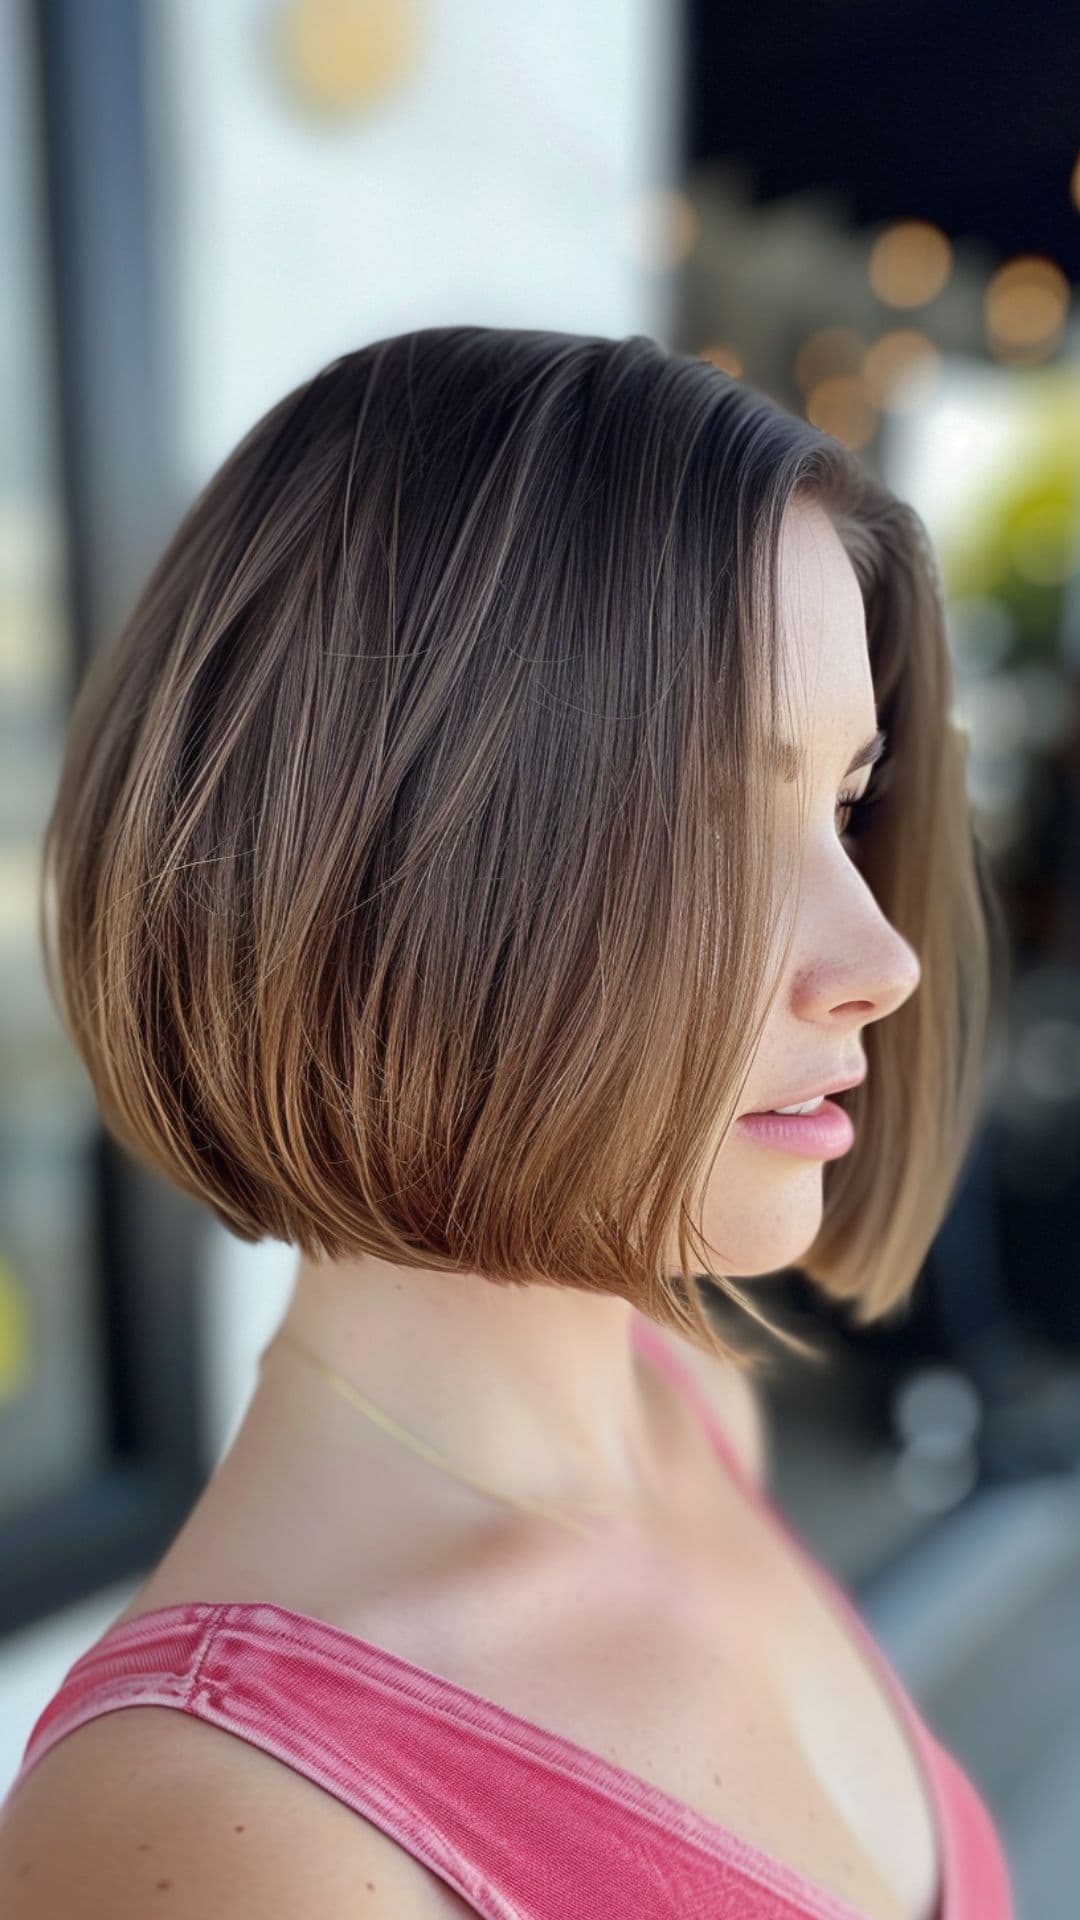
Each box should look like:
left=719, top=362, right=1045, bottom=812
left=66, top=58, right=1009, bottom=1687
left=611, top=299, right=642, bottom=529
left=698, top=498, right=922, bottom=1281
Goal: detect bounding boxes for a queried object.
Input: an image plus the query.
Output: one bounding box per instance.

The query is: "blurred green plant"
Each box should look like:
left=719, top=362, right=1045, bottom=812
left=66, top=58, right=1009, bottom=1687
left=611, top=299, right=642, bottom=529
left=938, top=372, right=1080, bottom=668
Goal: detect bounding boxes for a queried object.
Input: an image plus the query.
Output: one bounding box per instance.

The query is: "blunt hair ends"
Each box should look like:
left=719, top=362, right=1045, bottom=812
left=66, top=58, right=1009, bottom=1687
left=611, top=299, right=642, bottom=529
left=38, top=327, right=1006, bottom=1377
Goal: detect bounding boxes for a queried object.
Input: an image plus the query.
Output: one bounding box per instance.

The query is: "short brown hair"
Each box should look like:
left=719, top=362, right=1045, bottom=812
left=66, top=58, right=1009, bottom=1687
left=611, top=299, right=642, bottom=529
left=39, top=326, right=1008, bottom=1371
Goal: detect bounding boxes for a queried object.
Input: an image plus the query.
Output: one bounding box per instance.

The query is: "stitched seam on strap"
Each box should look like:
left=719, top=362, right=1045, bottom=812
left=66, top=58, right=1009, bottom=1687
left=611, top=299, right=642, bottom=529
left=182, top=1602, right=229, bottom=1708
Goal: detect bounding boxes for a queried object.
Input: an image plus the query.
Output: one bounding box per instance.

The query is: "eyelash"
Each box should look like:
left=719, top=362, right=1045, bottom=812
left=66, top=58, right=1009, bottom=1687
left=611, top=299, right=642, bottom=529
left=835, top=783, right=883, bottom=843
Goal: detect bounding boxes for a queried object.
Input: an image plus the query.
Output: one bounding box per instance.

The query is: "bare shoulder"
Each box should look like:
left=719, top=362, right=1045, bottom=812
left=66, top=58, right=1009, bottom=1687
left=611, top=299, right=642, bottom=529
left=662, top=1324, right=772, bottom=1490
left=0, top=1704, right=480, bottom=1917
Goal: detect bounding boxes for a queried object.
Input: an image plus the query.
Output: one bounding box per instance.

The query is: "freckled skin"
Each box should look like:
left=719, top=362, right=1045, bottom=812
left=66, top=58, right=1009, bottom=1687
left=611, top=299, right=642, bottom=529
left=697, top=500, right=921, bottom=1287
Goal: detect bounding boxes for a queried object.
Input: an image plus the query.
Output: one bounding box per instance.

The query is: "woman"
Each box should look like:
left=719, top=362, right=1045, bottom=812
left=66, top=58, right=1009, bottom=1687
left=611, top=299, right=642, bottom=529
left=0, top=328, right=1013, bottom=1918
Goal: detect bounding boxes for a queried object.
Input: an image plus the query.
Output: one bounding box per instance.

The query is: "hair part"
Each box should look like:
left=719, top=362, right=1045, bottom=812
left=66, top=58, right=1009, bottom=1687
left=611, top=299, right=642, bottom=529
left=39, top=326, right=1009, bottom=1377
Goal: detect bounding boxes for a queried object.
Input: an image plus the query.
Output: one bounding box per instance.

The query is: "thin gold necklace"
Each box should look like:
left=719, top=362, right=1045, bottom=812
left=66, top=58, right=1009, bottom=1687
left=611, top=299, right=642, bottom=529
left=264, top=1328, right=631, bottom=1541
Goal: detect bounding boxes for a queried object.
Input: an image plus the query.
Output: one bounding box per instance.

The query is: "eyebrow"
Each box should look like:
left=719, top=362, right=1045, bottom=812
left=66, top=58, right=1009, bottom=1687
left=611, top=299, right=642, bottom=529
left=771, top=726, right=888, bottom=782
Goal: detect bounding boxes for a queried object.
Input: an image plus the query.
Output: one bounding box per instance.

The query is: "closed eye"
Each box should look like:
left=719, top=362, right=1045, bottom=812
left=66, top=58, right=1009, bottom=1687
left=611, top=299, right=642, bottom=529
left=835, top=782, right=884, bottom=844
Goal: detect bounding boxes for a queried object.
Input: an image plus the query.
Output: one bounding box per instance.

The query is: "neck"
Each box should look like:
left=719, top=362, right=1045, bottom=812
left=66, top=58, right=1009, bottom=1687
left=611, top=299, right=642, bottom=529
left=260, top=1251, right=670, bottom=1524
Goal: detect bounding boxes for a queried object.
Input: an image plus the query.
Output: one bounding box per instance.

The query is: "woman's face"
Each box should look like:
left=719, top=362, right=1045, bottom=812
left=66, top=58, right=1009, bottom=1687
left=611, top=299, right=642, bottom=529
left=697, top=498, right=922, bottom=1280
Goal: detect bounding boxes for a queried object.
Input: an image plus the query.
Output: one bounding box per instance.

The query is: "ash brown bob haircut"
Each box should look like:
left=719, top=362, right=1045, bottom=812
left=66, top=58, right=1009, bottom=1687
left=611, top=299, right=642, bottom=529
left=40, top=326, right=1008, bottom=1375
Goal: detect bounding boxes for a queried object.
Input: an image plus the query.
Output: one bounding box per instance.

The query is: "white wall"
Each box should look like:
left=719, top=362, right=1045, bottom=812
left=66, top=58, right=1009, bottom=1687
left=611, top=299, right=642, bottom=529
left=2, top=0, right=680, bottom=1797
left=149, top=0, right=680, bottom=493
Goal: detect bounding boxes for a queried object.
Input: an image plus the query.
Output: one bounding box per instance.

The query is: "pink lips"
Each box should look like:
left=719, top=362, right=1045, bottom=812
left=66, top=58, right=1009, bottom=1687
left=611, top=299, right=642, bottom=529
left=734, top=1099, right=855, bottom=1160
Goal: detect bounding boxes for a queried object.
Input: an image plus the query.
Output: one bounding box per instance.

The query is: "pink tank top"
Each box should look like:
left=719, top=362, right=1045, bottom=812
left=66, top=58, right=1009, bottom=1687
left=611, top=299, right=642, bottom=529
left=5, top=1313, right=1014, bottom=1920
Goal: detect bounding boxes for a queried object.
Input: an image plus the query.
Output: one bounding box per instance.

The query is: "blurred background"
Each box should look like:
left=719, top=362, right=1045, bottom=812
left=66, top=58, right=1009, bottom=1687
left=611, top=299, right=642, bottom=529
left=2, top=2, right=1079, bottom=1911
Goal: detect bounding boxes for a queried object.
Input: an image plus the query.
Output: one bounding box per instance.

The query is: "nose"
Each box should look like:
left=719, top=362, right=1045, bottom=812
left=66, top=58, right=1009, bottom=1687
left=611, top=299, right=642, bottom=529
left=793, top=905, right=922, bottom=1027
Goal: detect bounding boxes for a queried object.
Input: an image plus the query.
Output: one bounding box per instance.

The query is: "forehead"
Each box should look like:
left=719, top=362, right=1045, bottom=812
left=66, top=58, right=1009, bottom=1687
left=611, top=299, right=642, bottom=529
left=774, top=500, right=875, bottom=765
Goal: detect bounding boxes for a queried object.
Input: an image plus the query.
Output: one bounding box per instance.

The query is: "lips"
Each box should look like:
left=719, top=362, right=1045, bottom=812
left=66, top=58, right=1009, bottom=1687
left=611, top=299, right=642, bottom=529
left=735, top=1100, right=856, bottom=1159
left=744, top=1064, right=867, bottom=1114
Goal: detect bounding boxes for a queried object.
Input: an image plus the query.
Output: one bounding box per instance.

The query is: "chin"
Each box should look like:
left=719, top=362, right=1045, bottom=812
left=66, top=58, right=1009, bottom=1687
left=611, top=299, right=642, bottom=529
left=700, top=1180, right=824, bottom=1279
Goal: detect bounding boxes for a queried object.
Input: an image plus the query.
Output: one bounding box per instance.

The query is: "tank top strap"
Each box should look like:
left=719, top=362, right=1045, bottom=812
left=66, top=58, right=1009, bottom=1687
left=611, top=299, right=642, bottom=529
left=4, top=1597, right=905, bottom=1920
left=630, top=1308, right=752, bottom=1489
